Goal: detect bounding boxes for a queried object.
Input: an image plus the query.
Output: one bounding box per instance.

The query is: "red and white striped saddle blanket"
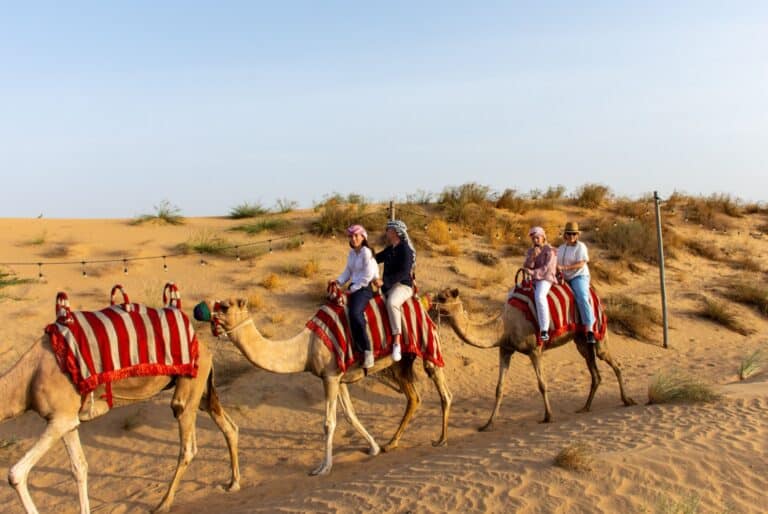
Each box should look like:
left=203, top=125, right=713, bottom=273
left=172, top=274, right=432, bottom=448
left=507, top=282, right=607, bottom=346
left=46, top=284, right=199, bottom=406
left=306, top=294, right=444, bottom=372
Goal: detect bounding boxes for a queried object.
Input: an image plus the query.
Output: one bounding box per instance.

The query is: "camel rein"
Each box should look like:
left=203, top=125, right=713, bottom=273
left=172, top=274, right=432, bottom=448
left=217, top=317, right=254, bottom=338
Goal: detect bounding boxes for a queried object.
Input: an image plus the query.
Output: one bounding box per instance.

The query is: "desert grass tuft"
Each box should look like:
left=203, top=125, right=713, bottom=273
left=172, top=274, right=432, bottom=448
left=723, top=281, right=768, bottom=316
left=260, top=273, right=281, bottom=290
left=0, top=269, right=31, bottom=289
left=443, top=242, right=461, bottom=257
left=131, top=200, right=184, bottom=225
left=40, top=244, right=70, bottom=258
left=285, top=259, right=319, bottom=278
left=274, top=198, right=298, bottom=213
left=474, top=251, right=500, bottom=267
left=696, top=297, right=751, bottom=335
left=426, top=219, right=451, bottom=245
left=588, top=260, right=625, bottom=284
left=25, top=230, right=48, bottom=246
left=604, top=294, right=661, bottom=341
left=312, top=194, right=369, bottom=236
left=553, top=441, right=594, bottom=472
left=647, top=369, right=720, bottom=404
left=652, top=492, right=701, bottom=514
left=175, top=231, right=231, bottom=255
left=738, top=346, right=766, bottom=380
left=495, top=188, right=530, bottom=213
left=573, top=183, right=611, bottom=208
left=732, top=255, right=762, bottom=273
left=684, top=239, right=721, bottom=261
left=229, top=202, right=269, bottom=219
left=231, top=218, right=289, bottom=234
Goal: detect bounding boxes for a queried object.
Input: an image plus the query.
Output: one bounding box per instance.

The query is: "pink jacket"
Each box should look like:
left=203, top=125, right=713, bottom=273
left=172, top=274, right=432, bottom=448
left=524, top=245, right=558, bottom=283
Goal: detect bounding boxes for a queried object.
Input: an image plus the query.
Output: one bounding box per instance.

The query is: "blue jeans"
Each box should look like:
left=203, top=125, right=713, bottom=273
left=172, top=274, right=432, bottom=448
left=568, top=275, right=595, bottom=330
left=348, top=287, right=373, bottom=353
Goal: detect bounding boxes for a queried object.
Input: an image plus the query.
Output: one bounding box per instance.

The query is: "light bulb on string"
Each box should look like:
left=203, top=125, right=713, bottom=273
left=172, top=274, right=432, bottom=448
left=235, top=246, right=240, bottom=262
left=123, top=259, right=128, bottom=275
left=163, top=256, right=168, bottom=272
left=199, top=252, right=206, bottom=266
left=38, top=263, right=44, bottom=280
left=81, top=261, right=87, bottom=278
left=268, top=239, right=272, bottom=253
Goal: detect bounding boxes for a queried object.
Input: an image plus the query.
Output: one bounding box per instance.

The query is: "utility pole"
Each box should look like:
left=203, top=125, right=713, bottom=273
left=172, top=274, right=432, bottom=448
left=654, top=191, right=669, bottom=348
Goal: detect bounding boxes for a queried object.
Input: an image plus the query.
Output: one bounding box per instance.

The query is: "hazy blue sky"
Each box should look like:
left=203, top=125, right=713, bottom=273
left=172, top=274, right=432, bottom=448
left=2, top=1, right=766, bottom=217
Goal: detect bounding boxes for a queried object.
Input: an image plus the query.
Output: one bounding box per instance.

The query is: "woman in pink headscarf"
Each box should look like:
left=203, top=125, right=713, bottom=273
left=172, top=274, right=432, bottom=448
left=331, top=224, right=379, bottom=368
left=523, top=226, right=558, bottom=342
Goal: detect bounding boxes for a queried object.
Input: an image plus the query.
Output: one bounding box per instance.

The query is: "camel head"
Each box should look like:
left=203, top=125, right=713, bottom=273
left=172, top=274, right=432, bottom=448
left=429, top=288, right=465, bottom=321
left=207, top=298, right=252, bottom=339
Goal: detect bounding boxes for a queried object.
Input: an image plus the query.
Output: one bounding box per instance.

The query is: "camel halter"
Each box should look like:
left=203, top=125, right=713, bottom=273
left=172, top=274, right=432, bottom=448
left=215, top=316, right=254, bottom=338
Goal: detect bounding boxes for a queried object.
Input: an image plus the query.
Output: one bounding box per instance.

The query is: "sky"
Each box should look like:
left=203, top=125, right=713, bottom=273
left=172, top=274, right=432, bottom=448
left=1, top=1, right=767, bottom=218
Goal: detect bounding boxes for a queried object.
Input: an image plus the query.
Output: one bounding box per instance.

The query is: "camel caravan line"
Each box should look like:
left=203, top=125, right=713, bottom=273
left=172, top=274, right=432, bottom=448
left=2, top=272, right=635, bottom=513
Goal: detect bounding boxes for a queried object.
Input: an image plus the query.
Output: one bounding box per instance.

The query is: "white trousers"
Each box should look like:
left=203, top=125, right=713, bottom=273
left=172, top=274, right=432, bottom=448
left=533, top=280, right=552, bottom=332
left=386, top=283, right=413, bottom=336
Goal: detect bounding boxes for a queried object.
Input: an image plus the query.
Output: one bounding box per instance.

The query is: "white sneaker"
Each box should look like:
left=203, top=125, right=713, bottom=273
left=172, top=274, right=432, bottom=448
left=391, top=342, right=402, bottom=362
left=363, top=350, right=374, bottom=369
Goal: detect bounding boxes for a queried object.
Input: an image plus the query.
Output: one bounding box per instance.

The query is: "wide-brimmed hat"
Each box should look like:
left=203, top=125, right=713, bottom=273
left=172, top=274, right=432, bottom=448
left=563, top=221, right=581, bottom=234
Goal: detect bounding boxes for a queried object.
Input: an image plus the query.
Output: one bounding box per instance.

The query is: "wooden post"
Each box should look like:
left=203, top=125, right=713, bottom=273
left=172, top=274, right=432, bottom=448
left=654, top=191, right=669, bottom=348
left=389, top=200, right=395, bottom=221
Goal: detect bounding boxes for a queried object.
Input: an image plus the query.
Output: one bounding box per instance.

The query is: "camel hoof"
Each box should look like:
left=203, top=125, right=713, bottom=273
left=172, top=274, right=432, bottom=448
left=624, top=398, right=637, bottom=406
left=575, top=406, right=590, bottom=414
left=432, top=438, right=447, bottom=448
left=368, top=444, right=381, bottom=456
left=309, top=464, right=332, bottom=476
left=478, top=422, right=494, bottom=432
left=151, top=503, right=171, bottom=513
left=539, top=417, right=552, bottom=424
left=226, top=481, right=241, bottom=492
left=381, top=442, right=398, bottom=453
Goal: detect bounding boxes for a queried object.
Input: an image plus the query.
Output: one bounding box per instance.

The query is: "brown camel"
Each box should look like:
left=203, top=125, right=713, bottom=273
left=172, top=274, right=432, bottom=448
left=208, top=297, right=452, bottom=475
left=430, top=288, right=635, bottom=430
left=1, top=335, right=240, bottom=514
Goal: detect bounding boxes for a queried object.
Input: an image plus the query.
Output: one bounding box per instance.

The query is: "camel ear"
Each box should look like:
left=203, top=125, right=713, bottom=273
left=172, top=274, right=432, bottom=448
left=451, top=288, right=460, bottom=298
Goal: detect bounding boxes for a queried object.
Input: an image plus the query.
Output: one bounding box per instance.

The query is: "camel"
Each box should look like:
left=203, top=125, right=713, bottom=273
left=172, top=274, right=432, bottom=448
left=430, top=287, right=635, bottom=430
left=1, top=335, right=240, bottom=514
left=207, top=297, right=451, bottom=475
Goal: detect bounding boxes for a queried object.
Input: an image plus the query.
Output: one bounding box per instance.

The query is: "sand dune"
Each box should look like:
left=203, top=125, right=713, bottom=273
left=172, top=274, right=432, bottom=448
left=0, top=210, right=766, bottom=513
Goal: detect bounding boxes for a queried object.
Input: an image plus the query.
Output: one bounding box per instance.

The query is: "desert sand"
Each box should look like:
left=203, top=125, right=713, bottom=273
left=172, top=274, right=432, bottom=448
left=0, top=204, right=766, bottom=514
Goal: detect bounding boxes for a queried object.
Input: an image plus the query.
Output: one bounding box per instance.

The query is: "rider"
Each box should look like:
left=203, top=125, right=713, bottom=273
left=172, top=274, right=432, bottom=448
left=523, top=226, right=557, bottom=342
left=556, top=221, right=597, bottom=345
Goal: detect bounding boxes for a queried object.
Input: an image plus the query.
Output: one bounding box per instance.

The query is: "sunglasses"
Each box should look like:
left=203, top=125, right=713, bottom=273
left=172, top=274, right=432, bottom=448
left=564, top=232, right=579, bottom=236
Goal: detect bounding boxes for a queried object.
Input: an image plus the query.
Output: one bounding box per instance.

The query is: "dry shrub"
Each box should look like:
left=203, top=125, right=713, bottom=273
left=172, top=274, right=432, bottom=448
left=41, top=244, right=70, bottom=258
left=426, top=219, right=451, bottom=245
left=553, top=442, right=594, bottom=472
left=653, top=492, right=701, bottom=514
left=468, top=269, right=506, bottom=290
left=738, top=346, right=766, bottom=380
left=229, top=202, right=268, bottom=219
left=495, top=188, right=530, bottom=213
left=604, top=294, right=661, bottom=341
left=176, top=231, right=231, bottom=255
left=247, top=292, right=264, bottom=311
left=680, top=194, right=742, bottom=230
left=684, top=239, right=721, bottom=261
left=647, top=369, right=720, bottom=404
left=231, top=218, right=290, bottom=234
left=723, top=281, right=768, bottom=316
left=743, top=202, right=767, bottom=214
left=732, top=255, right=762, bottom=273
left=443, top=242, right=461, bottom=257
left=301, top=258, right=320, bottom=278
left=611, top=196, right=653, bottom=219
left=590, top=218, right=678, bottom=264
left=131, top=200, right=184, bottom=226
left=260, top=273, right=281, bottom=290
left=312, top=195, right=368, bottom=236
left=696, top=297, right=750, bottom=335
left=588, top=260, right=625, bottom=284
left=573, top=183, right=611, bottom=209
left=475, top=251, right=500, bottom=267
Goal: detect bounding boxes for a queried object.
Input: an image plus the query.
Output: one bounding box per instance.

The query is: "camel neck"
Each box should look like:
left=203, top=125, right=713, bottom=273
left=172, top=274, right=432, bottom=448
left=226, top=321, right=311, bottom=374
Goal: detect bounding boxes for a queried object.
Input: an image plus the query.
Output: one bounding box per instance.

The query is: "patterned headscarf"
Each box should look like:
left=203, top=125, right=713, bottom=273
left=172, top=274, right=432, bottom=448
left=528, top=226, right=546, bottom=238
left=346, top=224, right=368, bottom=240
left=386, top=219, right=416, bottom=266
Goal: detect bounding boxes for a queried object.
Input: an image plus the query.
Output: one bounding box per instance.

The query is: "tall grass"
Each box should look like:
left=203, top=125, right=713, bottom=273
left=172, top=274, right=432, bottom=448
left=647, top=369, right=720, bottom=404
left=231, top=218, right=290, bottom=234
left=175, top=231, right=231, bottom=255
left=312, top=195, right=370, bottom=236
left=696, top=297, right=750, bottom=335
left=604, top=294, right=661, bottom=341
left=723, top=281, right=768, bottom=316
left=131, top=200, right=184, bottom=225
left=229, top=202, right=269, bottom=219
left=573, top=183, right=611, bottom=209
left=0, top=270, right=31, bottom=289
left=591, top=218, right=679, bottom=264
left=738, top=346, right=766, bottom=380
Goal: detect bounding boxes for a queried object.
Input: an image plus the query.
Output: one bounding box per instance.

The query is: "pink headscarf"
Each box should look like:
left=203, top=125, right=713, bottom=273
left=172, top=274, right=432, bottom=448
left=346, top=224, right=368, bottom=240
left=528, top=226, right=546, bottom=238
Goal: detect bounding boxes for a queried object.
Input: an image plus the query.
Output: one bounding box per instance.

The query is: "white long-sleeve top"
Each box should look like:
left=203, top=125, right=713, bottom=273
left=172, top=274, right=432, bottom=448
left=336, top=246, right=379, bottom=292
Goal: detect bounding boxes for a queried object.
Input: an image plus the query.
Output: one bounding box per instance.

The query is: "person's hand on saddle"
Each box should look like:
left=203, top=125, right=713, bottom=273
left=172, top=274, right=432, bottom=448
left=373, top=278, right=383, bottom=289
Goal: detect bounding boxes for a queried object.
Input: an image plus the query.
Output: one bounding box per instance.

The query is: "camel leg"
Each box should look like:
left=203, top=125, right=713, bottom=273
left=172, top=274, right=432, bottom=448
left=153, top=378, right=205, bottom=513
left=310, top=376, right=340, bottom=476
left=204, top=375, right=241, bottom=491
left=382, top=376, right=421, bottom=453
left=479, top=346, right=514, bottom=432
left=61, top=428, right=90, bottom=514
left=424, top=362, right=451, bottom=447
left=575, top=341, right=602, bottom=413
left=529, top=348, right=553, bottom=423
left=337, top=383, right=380, bottom=456
left=595, top=341, right=636, bottom=407
left=9, top=416, right=80, bottom=514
